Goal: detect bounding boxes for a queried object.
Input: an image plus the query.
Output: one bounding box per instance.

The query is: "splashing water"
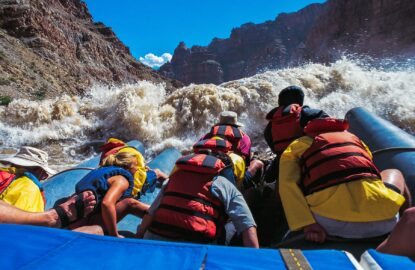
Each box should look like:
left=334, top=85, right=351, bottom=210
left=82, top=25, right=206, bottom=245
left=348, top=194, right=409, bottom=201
left=1, top=58, right=414, bottom=169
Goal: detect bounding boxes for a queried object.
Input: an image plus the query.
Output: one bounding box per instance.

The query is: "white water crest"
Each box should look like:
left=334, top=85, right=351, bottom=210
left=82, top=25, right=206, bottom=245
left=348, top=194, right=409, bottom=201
left=1, top=58, right=414, bottom=168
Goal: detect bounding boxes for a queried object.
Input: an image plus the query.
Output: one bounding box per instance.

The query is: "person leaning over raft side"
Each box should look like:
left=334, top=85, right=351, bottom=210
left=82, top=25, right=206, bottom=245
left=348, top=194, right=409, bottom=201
left=135, top=152, right=259, bottom=248
left=200, top=111, right=264, bottom=188
left=0, top=146, right=57, bottom=212
left=68, top=151, right=159, bottom=237
left=99, top=138, right=168, bottom=198
left=279, top=116, right=411, bottom=243
left=263, top=85, right=329, bottom=184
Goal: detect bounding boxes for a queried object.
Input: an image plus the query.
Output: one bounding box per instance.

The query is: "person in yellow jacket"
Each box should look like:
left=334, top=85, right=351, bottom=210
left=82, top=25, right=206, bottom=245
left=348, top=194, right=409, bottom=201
left=0, top=146, right=56, bottom=212
left=279, top=117, right=410, bottom=242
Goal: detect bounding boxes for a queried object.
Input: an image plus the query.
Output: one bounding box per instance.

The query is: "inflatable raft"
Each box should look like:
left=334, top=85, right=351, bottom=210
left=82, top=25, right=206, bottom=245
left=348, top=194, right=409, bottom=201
left=1, top=108, right=414, bottom=269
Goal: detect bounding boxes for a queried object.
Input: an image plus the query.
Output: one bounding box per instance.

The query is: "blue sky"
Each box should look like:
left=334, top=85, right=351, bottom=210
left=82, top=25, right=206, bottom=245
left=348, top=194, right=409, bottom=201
left=83, top=0, right=326, bottom=68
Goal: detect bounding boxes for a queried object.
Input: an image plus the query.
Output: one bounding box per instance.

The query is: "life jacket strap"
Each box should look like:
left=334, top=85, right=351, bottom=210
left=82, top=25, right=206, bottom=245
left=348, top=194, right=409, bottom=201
left=158, top=204, right=220, bottom=223
left=164, top=191, right=222, bottom=211
left=304, top=167, right=380, bottom=195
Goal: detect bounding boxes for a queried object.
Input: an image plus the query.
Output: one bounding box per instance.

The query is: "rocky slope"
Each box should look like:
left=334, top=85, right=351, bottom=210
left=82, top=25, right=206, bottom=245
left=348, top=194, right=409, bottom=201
left=160, top=0, right=415, bottom=85
left=0, top=0, right=181, bottom=101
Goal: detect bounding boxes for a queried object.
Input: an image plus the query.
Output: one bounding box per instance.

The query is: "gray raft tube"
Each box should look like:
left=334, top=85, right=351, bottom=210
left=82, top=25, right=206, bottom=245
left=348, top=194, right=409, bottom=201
left=43, top=140, right=182, bottom=231
left=346, top=107, right=415, bottom=204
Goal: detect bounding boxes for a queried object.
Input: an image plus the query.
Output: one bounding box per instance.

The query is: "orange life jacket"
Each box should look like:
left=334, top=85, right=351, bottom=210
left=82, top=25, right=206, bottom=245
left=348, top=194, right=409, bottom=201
left=209, top=125, right=244, bottom=154
left=270, top=104, right=303, bottom=154
left=149, top=154, right=228, bottom=243
left=301, top=118, right=380, bottom=195
left=193, top=138, right=232, bottom=153
left=0, top=171, right=15, bottom=194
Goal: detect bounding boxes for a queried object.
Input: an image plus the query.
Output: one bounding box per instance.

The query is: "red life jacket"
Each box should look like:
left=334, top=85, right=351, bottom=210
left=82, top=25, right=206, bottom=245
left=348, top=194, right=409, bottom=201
left=270, top=104, right=303, bottom=154
left=0, top=171, right=16, bottom=194
left=209, top=125, right=244, bottom=154
left=193, top=138, right=232, bottom=153
left=301, top=118, right=380, bottom=195
left=149, top=154, right=228, bottom=243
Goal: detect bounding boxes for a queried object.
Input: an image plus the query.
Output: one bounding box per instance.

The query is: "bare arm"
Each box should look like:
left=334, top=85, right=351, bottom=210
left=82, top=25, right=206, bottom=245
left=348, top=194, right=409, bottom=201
left=102, top=175, right=129, bottom=237
left=242, top=226, right=259, bottom=248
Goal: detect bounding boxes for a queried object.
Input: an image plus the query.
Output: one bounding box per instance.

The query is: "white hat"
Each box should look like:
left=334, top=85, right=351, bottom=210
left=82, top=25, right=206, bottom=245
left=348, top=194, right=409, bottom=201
left=0, top=146, right=56, bottom=176
left=217, top=111, right=244, bottom=127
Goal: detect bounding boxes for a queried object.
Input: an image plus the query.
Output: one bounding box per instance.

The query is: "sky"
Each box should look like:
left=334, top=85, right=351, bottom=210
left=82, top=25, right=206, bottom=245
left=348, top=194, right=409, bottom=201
left=83, top=0, right=326, bottom=68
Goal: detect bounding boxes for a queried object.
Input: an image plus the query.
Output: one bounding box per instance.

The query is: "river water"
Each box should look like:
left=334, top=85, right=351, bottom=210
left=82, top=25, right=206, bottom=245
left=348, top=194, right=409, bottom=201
left=1, top=58, right=414, bottom=171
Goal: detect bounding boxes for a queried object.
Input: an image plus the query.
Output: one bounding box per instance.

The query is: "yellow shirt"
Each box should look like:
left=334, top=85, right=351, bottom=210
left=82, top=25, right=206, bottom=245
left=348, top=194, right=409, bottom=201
left=0, top=176, right=45, bottom=212
left=229, top=152, right=246, bottom=189
left=279, top=136, right=405, bottom=231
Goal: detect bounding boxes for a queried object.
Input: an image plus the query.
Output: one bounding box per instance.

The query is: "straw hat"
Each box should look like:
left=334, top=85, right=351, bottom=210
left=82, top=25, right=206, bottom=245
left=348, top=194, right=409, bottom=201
left=0, top=146, right=56, bottom=176
left=217, top=111, right=244, bottom=127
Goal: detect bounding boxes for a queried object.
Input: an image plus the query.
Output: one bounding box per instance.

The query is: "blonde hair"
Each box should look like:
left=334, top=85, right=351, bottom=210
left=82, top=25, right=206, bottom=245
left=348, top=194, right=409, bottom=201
left=102, top=152, right=136, bottom=170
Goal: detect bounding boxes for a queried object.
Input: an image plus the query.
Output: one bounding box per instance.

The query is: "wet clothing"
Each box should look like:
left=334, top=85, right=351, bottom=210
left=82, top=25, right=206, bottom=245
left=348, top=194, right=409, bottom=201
left=279, top=135, right=405, bottom=232
left=75, top=166, right=134, bottom=209
left=146, top=176, right=256, bottom=243
left=0, top=168, right=45, bottom=212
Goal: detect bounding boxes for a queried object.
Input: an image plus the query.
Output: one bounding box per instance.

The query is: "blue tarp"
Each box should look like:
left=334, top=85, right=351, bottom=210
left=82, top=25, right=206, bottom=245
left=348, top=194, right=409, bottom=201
left=0, top=224, right=360, bottom=270
left=364, top=249, right=415, bottom=269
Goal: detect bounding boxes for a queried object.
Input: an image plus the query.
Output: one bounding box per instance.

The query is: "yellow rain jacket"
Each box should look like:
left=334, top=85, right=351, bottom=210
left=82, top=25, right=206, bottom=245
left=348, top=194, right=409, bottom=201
left=0, top=167, right=44, bottom=212
left=279, top=136, right=405, bottom=231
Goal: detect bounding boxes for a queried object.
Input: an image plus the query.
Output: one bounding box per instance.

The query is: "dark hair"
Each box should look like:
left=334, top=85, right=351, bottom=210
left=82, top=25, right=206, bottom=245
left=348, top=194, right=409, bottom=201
left=278, top=85, right=305, bottom=106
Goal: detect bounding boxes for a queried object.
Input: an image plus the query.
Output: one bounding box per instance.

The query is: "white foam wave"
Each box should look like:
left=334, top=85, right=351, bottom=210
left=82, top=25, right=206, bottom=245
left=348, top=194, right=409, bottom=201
left=0, top=58, right=414, bottom=166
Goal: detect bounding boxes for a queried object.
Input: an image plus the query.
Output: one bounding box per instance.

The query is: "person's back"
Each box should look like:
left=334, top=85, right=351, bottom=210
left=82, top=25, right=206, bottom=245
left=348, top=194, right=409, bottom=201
left=263, top=85, right=328, bottom=183
left=137, top=153, right=259, bottom=247
left=279, top=117, right=407, bottom=242
left=149, top=153, right=228, bottom=243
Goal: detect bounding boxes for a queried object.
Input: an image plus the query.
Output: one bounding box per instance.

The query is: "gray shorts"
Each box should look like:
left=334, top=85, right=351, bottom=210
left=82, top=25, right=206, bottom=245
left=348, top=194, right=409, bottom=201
left=313, top=213, right=399, bottom=239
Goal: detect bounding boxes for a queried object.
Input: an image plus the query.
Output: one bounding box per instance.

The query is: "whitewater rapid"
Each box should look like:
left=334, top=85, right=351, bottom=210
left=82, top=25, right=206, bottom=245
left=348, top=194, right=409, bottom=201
left=1, top=58, right=414, bottom=170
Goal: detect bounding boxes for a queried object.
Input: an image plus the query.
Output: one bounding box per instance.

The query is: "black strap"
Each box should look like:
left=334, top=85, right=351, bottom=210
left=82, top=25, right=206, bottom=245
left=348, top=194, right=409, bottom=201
left=372, top=147, right=415, bottom=155
left=302, top=142, right=363, bottom=162
left=54, top=206, right=70, bottom=228
left=202, top=155, right=219, bottom=168
left=75, top=193, right=85, bottom=219
left=280, top=249, right=312, bottom=270
left=158, top=204, right=219, bottom=223
left=303, top=152, right=372, bottom=177
left=164, top=191, right=221, bottom=211
left=304, top=167, right=380, bottom=194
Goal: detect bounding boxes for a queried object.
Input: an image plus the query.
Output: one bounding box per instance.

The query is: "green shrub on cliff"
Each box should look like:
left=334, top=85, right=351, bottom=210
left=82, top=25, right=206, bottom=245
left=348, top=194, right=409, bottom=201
left=0, top=96, right=12, bottom=106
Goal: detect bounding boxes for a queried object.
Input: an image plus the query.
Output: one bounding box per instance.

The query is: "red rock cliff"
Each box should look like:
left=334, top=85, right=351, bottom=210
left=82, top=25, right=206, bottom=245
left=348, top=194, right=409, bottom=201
left=0, top=0, right=181, bottom=99
left=160, top=0, right=415, bottom=85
